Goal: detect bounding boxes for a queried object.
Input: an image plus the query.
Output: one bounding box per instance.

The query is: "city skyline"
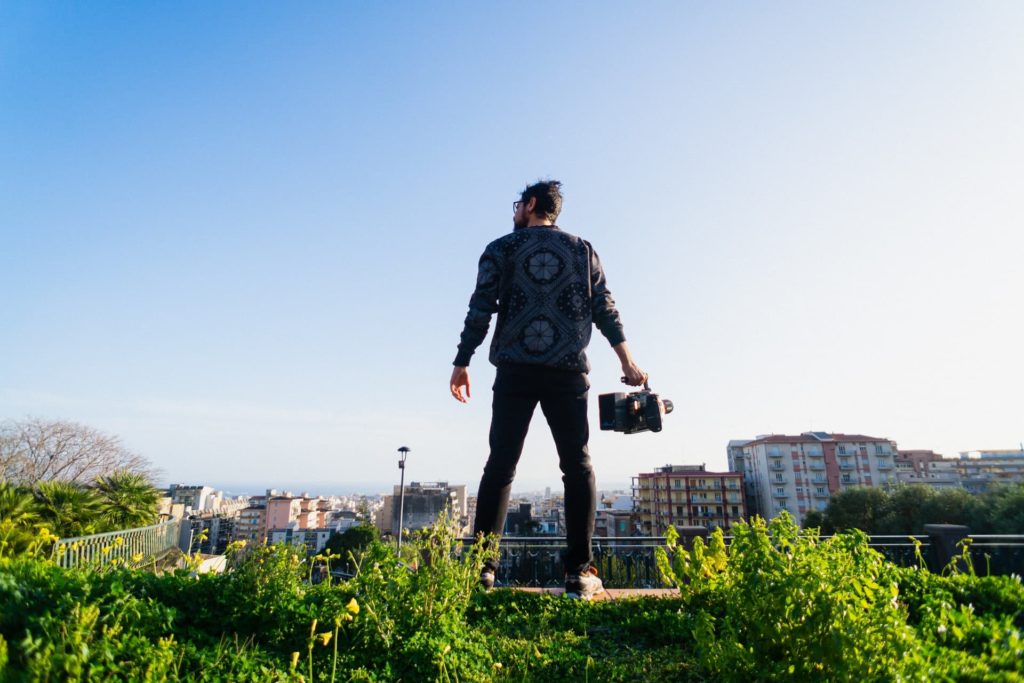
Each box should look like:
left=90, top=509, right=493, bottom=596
left=3, top=3, right=1022, bottom=489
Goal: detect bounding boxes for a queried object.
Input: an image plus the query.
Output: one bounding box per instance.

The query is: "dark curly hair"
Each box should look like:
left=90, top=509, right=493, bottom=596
left=520, top=179, right=563, bottom=222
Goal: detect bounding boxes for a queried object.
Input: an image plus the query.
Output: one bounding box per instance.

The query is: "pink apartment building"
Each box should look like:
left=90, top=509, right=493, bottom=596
left=266, top=497, right=302, bottom=531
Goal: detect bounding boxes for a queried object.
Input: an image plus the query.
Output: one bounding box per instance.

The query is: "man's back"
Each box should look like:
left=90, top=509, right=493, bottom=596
left=454, top=225, right=625, bottom=373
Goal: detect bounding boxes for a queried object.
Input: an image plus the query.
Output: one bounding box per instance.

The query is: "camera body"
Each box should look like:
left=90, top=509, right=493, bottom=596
left=598, top=382, right=674, bottom=434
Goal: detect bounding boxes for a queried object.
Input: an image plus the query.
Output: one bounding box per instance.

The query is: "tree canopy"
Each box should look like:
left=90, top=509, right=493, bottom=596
left=805, top=483, right=1024, bottom=535
left=323, top=524, right=379, bottom=563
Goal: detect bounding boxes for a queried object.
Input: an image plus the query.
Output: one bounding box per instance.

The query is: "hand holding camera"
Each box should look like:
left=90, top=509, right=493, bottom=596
left=620, top=361, right=647, bottom=387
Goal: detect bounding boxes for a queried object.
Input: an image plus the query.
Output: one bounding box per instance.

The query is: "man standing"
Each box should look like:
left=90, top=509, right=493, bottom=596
left=449, top=180, right=646, bottom=599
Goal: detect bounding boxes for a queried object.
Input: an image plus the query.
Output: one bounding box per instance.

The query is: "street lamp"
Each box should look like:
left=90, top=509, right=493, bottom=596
left=396, top=446, right=410, bottom=552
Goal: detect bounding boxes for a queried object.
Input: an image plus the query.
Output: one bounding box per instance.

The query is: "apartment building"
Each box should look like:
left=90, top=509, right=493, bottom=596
left=728, top=432, right=898, bottom=524
left=378, top=481, right=468, bottom=535
left=957, top=449, right=1024, bottom=494
left=594, top=509, right=633, bottom=537
left=632, top=464, right=746, bottom=536
left=184, top=513, right=237, bottom=555
left=896, top=450, right=961, bottom=489
left=167, top=484, right=215, bottom=513
left=266, top=496, right=302, bottom=530
left=234, top=505, right=267, bottom=544
left=267, top=528, right=334, bottom=555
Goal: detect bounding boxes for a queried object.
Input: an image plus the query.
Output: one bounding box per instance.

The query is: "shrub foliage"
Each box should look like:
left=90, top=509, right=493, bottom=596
left=0, top=514, right=1021, bottom=681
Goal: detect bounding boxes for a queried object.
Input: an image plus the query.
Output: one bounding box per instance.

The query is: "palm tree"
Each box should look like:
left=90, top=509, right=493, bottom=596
left=93, top=470, right=160, bottom=531
left=0, top=481, right=38, bottom=555
left=32, top=480, right=103, bottom=537
left=0, top=481, right=36, bottom=523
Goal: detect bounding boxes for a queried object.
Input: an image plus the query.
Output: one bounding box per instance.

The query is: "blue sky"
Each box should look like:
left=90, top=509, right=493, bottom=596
left=2, top=2, right=1022, bottom=495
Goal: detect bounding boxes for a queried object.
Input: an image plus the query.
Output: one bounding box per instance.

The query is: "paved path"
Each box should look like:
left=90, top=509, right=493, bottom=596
left=513, top=587, right=679, bottom=601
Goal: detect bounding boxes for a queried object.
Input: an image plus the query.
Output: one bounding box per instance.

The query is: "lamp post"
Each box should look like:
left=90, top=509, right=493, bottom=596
left=396, top=446, right=410, bottom=552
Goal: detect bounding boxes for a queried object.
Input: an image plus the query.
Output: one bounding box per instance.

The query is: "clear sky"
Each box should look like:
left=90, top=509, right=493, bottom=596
left=2, top=2, right=1022, bottom=495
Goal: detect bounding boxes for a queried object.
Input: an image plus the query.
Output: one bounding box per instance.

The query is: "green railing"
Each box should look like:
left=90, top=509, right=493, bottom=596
left=52, top=517, right=182, bottom=569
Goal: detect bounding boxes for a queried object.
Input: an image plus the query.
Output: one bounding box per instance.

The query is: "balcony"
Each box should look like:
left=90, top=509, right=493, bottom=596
left=772, top=492, right=789, bottom=499
left=768, top=451, right=783, bottom=458
left=877, top=463, right=894, bottom=471
left=839, top=463, right=855, bottom=470
left=809, top=462, right=825, bottom=471
left=806, top=450, right=824, bottom=458
left=812, top=490, right=830, bottom=499
left=769, top=463, right=786, bottom=471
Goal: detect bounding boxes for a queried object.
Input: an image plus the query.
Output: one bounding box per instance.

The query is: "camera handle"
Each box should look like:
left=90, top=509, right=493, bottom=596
left=621, top=376, right=651, bottom=392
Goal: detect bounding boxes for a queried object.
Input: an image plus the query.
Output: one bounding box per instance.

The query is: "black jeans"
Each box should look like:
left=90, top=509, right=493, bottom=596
left=473, top=364, right=595, bottom=576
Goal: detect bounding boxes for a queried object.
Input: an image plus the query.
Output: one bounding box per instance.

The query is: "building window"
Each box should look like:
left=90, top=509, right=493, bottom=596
left=838, top=446, right=847, bottom=455
left=776, top=488, right=785, bottom=495
left=775, top=474, right=784, bottom=482
left=731, top=506, right=739, bottom=515
left=816, top=487, right=826, bottom=495
left=842, top=474, right=851, bottom=484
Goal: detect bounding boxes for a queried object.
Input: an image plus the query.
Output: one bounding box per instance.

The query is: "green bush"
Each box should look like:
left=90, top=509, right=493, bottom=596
left=0, top=513, right=1021, bottom=681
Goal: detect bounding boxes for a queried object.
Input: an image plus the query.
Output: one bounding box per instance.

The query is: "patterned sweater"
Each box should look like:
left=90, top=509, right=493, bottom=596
left=454, top=225, right=626, bottom=373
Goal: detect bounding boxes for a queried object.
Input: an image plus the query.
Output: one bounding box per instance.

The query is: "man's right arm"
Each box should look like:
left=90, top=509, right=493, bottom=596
left=453, top=249, right=500, bottom=366
left=613, top=341, right=647, bottom=386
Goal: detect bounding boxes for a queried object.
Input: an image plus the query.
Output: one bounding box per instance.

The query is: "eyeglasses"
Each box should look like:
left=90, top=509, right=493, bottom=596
left=513, top=200, right=523, bottom=212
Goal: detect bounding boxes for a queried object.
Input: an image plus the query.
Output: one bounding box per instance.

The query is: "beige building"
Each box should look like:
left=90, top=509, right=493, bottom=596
left=633, top=464, right=745, bottom=536
left=234, top=505, right=267, bottom=544
left=895, top=450, right=962, bottom=489
left=729, top=432, right=898, bottom=525
left=957, top=449, right=1024, bottom=493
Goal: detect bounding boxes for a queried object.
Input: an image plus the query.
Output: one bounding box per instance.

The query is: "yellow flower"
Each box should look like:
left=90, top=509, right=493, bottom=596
left=346, top=598, right=360, bottom=615
left=290, top=652, right=300, bottom=671
left=35, top=527, right=58, bottom=544
left=113, top=536, right=125, bottom=547
left=131, top=553, right=144, bottom=563
left=102, top=546, right=112, bottom=555
left=318, top=632, right=332, bottom=647
left=493, top=662, right=503, bottom=670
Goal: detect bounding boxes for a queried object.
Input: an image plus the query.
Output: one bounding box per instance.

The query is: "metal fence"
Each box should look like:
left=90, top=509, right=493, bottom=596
left=477, top=533, right=1024, bottom=588
left=52, top=517, right=183, bottom=569
left=966, top=535, right=1024, bottom=576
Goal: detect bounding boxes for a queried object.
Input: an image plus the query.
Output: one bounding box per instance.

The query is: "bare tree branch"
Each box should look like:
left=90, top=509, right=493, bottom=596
left=0, top=417, right=158, bottom=486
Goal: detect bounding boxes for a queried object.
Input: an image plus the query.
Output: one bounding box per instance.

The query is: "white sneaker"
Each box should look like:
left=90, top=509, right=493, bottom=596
left=565, top=566, right=604, bottom=600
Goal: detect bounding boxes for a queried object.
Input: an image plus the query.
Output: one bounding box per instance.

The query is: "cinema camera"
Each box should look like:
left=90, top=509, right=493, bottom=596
left=598, top=378, right=674, bottom=434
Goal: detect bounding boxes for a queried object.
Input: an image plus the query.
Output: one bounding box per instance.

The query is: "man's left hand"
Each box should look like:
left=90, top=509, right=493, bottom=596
left=450, top=366, right=471, bottom=403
